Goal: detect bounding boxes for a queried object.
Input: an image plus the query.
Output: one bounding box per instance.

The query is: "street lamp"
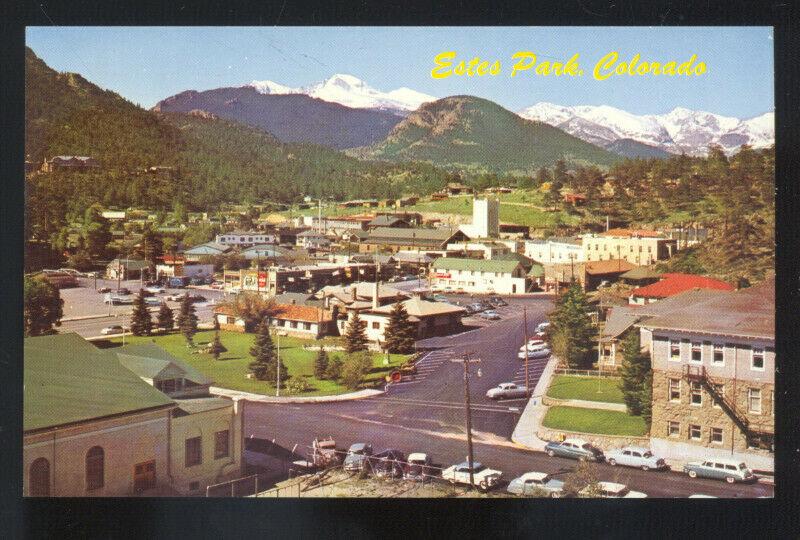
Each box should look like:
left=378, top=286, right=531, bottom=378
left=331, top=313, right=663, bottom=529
left=275, top=330, right=288, bottom=397
left=450, top=352, right=482, bottom=490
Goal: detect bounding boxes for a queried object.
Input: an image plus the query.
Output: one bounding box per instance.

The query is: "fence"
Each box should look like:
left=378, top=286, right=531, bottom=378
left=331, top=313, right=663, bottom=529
left=554, top=368, right=621, bottom=378
left=206, top=474, right=263, bottom=497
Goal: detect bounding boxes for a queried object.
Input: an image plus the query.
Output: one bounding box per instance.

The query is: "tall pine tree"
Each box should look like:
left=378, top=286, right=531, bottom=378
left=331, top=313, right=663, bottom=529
left=248, top=318, right=285, bottom=383
left=130, top=289, right=153, bottom=336
left=343, top=312, right=369, bottom=353
left=314, top=347, right=329, bottom=379
left=156, top=302, right=174, bottom=333
left=618, top=330, right=652, bottom=419
left=176, top=295, right=198, bottom=347
left=384, top=302, right=416, bottom=354
left=208, top=329, right=226, bottom=360
left=546, top=284, right=596, bottom=368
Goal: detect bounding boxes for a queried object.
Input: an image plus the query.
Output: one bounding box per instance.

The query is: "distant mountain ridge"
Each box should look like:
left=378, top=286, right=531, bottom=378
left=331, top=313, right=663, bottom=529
left=153, top=86, right=403, bottom=149
left=518, top=102, right=774, bottom=156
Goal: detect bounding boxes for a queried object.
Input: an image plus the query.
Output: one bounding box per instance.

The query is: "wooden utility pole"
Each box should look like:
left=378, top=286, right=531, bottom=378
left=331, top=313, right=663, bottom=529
left=451, top=353, right=481, bottom=490
left=523, top=308, right=530, bottom=392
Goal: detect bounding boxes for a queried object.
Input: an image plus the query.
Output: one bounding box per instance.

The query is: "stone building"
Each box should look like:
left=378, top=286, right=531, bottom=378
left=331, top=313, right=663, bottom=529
left=638, top=278, right=774, bottom=471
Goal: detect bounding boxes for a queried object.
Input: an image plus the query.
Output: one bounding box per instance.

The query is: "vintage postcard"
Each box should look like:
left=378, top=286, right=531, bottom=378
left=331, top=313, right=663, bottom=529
left=23, top=26, right=774, bottom=499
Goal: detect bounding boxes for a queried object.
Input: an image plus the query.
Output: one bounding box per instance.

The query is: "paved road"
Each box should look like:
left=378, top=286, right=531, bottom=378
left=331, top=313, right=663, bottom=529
left=241, top=294, right=773, bottom=498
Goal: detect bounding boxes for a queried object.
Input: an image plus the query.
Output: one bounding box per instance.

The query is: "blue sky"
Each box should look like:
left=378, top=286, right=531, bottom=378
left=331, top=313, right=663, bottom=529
left=26, top=26, right=773, bottom=118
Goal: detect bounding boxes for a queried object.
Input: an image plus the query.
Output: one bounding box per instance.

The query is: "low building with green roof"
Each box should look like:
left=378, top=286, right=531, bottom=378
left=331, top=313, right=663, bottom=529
left=430, top=257, right=529, bottom=295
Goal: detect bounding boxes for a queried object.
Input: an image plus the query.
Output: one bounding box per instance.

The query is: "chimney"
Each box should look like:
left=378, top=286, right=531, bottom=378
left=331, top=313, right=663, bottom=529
left=373, top=280, right=380, bottom=309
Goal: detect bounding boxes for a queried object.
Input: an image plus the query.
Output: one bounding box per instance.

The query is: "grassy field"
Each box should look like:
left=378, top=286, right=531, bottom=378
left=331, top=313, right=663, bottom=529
left=546, top=375, right=625, bottom=404
left=542, top=406, right=648, bottom=437
left=104, top=330, right=409, bottom=396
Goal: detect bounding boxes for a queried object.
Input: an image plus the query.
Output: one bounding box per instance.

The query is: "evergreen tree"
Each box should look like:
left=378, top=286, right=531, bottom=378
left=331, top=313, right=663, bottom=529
left=314, top=347, right=330, bottom=379
left=340, top=351, right=374, bottom=390
left=535, top=166, right=552, bottom=188
left=343, top=312, right=369, bottom=353
left=208, top=328, right=226, bottom=360
left=325, top=355, right=344, bottom=381
left=546, top=284, right=596, bottom=368
left=618, top=330, right=652, bottom=417
left=176, top=295, right=198, bottom=346
left=130, top=289, right=153, bottom=336
left=156, top=302, right=174, bottom=332
left=545, top=160, right=567, bottom=208
left=248, top=318, right=285, bottom=382
left=384, top=302, right=416, bottom=354
left=24, top=275, right=63, bottom=337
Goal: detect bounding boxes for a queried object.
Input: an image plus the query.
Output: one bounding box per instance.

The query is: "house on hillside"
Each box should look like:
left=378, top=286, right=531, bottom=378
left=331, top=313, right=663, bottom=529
left=41, top=156, right=100, bottom=173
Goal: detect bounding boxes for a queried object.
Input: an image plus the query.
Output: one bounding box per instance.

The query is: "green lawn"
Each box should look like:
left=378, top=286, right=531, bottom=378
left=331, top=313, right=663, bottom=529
left=542, top=406, right=648, bottom=436
left=546, top=375, right=625, bottom=404
left=103, top=330, right=409, bottom=396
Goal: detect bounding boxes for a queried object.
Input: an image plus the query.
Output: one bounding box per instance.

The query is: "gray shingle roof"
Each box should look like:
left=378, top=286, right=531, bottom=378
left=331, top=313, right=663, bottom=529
left=432, top=257, right=522, bottom=274
left=366, top=227, right=461, bottom=246
left=115, top=342, right=213, bottom=386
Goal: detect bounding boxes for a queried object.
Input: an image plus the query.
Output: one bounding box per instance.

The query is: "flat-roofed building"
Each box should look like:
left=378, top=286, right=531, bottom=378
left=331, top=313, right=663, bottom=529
left=582, top=229, right=677, bottom=266
left=430, top=257, right=528, bottom=295
left=524, top=237, right=584, bottom=264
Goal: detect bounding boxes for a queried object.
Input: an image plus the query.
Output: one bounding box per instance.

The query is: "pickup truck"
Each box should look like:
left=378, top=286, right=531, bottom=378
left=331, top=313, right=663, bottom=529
left=441, top=461, right=502, bottom=491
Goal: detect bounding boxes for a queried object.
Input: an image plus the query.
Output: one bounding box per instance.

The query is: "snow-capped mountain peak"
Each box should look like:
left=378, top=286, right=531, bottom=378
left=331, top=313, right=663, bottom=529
left=518, top=101, right=773, bottom=156
left=246, top=74, right=436, bottom=113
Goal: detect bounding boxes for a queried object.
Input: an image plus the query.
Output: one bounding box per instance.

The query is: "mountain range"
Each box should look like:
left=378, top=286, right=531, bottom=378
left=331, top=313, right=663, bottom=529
left=518, top=102, right=774, bottom=156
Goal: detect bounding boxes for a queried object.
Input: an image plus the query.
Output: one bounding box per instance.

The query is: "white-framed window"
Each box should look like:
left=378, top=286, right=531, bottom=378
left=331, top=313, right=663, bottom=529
left=667, top=421, right=680, bottom=437
left=690, top=381, right=702, bottom=406
left=669, top=340, right=681, bottom=361
left=751, top=347, right=765, bottom=371
left=748, top=388, right=762, bottom=414
left=690, top=342, right=702, bottom=363
left=688, top=424, right=701, bottom=441
left=668, top=378, right=681, bottom=401
left=712, top=343, right=724, bottom=365
left=710, top=427, right=723, bottom=445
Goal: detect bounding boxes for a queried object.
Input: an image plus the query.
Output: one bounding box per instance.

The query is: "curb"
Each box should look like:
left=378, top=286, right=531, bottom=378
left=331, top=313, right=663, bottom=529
left=61, top=313, right=121, bottom=322
left=210, top=386, right=385, bottom=404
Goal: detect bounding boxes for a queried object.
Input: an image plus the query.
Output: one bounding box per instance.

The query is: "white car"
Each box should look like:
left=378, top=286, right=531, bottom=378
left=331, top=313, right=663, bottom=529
left=441, top=461, right=502, bottom=491
left=485, top=382, right=529, bottom=400
left=581, top=481, right=647, bottom=498
left=100, top=325, right=125, bottom=335
left=535, top=321, right=550, bottom=334
left=144, top=286, right=166, bottom=294
left=165, top=293, right=187, bottom=302
left=518, top=342, right=551, bottom=359
left=605, top=446, right=668, bottom=471
left=506, top=472, right=565, bottom=497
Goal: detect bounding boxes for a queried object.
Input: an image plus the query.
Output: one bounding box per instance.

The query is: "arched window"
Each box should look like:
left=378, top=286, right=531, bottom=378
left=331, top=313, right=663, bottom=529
left=86, top=446, right=104, bottom=491
left=29, top=458, right=50, bottom=496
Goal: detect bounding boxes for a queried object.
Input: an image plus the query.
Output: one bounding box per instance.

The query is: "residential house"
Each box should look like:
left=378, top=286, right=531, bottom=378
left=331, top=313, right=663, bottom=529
left=183, top=242, right=232, bottom=262
left=628, top=273, right=734, bottom=305
left=359, top=296, right=466, bottom=345
left=640, top=279, right=774, bottom=471
left=445, top=241, right=512, bottom=260
left=430, top=258, right=528, bottom=295
left=296, top=230, right=331, bottom=250
left=241, top=244, right=288, bottom=262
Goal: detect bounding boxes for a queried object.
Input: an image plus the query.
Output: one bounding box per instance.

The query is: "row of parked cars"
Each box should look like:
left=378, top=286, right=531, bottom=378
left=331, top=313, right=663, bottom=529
left=544, top=438, right=757, bottom=484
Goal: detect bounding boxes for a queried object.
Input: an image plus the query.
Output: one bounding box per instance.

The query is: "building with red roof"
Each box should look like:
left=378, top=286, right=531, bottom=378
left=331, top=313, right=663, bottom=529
left=628, top=273, right=734, bottom=305
left=214, top=302, right=335, bottom=338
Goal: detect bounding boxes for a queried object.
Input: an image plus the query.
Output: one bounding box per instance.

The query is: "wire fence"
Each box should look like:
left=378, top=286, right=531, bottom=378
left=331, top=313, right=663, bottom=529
left=554, top=368, right=621, bottom=378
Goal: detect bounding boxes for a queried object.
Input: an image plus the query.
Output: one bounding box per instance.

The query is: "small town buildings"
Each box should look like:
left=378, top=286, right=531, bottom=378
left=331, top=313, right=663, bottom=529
left=459, top=198, right=500, bottom=239
left=41, top=156, right=100, bottom=173
left=274, top=226, right=310, bottom=245
left=105, top=258, right=149, bottom=280
left=628, top=273, right=734, bottom=305
left=215, top=231, right=277, bottom=248
left=445, top=240, right=512, bottom=260
left=359, top=297, right=466, bottom=344
left=115, top=343, right=214, bottom=398
left=430, top=258, right=528, bottom=295
left=582, top=229, right=677, bottom=266
left=361, top=227, right=468, bottom=254
left=155, top=256, right=214, bottom=280
left=295, top=230, right=331, bottom=250
left=443, top=182, right=473, bottom=196
left=223, top=262, right=378, bottom=296
left=183, top=242, right=232, bottom=261
left=543, top=259, right=636, bottom=293
left=524, top=237, right=584, bottom=264
left=619, top=266, right=662, bottom=287
left=241, top=244, right=288, bottom=262
left=368, top=215, right=412, bottom=229
left=101, top=210, right=127, bottom=221
left=640, top=278, right=774, bottom=471
left=214, top=303, right=335, bottom=339
left=498, top=222, right=531, bottom=239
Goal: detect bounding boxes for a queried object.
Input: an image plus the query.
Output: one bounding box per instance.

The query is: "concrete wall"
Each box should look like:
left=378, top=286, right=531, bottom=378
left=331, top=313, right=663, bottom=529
left=23, top=408, right=172, bottom=497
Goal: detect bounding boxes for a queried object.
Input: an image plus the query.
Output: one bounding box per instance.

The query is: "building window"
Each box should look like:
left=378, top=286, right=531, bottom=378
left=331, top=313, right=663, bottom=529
left=185, top=436, right=202, bottom=467
left=303, top=322, right=311, bottom=330
left=690, top=381, right=702, bottom=405
left=688, top=424, right=701, bottom=441
left=669, top=340, right=681, bottom=361
left=29, top=458, right=50, bottom=496
left=668, top=378, right=681, bottom=401
left=290, top=321, right=297, bottom=329
left=712, top=343, right=724, bottom=365
left=710, top=427, right=723, bottom=444
left=371, top=322, right=380, bottom=329
left=214, top=430, right=230, bottom=459
left=667, top=421, right=680, bottom=437
left=86, top=446, right=105, bottom=491
left=690, top=342, right=702, bottom=362
left=751, top=348, right=765, bottom=371
left=748, top=388, right=762, bottom=414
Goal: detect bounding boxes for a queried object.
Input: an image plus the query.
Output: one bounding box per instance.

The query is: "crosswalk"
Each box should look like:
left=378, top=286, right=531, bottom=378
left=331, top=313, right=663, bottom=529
left=388, top=348, right=454, bottom=387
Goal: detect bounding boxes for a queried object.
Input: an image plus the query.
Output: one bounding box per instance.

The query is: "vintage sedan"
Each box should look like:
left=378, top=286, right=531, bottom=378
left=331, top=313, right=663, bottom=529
left=343, top=443, right=374, bottom=472
left=544, top=438, right=604, bottom=462
left=605, top=446, right=668, bottom=471
left=518, top=342, right=551, bottom=359
left=683, top=459, right=756, bottom=484
left=441, top=461, right=502, bottom=492
left=581, top=481, right=647, bottom=498
left=404, top=453, right=434, bottom=482
left=485, top=382, right=529, bottom=400
left=506, top=472, right=564, bottom=497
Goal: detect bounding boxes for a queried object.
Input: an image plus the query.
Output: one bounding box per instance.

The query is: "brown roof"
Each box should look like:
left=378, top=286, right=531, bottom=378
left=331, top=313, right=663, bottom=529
left=584, top=260, right=637, bottom=275
left=274, top=304, right=331, bottom=323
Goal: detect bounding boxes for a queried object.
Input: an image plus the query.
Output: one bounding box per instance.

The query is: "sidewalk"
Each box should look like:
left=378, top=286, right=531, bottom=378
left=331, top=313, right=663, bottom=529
left=210, top=386, right=384, bottom=403
left=510, top=355, right=560, bottom=451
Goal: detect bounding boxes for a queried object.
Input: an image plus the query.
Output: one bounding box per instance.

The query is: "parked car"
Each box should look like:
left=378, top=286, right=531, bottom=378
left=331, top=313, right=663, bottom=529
left=605, top=446, right=668, bottom=471
left=104, top=294, right=133, bottom=305
left=188, top=295, right=207, bottom=303
left=432, top=294, right=449, bottom=303
left=144, top=297, right=163, bottom=306
left=683, top=458, right=756, bottom=484
left=166, top=293, right=187, bottom=302
left=506, top=472, right=564, bottom=497
left=372, top=449, right=406, bottom=478
left=535, top=321, right=550, bottom=334
left=488, top=296, right=507, bottom=307
left=57, top=268, right=81, bottom=276
left=486, top=382, right=529, bottom=400
left=581, top=481, right=647, bottom=498
left=97, top=287, right=112, bottom=293
left=116, top=287, right=131, bottom=295
left=442, top=461, right=502, bottom=492
left=478, top=310, right=501, bottom=320
left=100, top=325, right=125, bottom=335
left=210, top=280, right=225, bottom=289
left=518, top=342, right=551, bottom=359
left=404, top=453, right=434, bottom=482
left=467, top=303, right=485, bottom=314
left=83, top=271, right=99, bottom=278
left=311, top=437, right=341, bottom=468
left=544, top=438, right=604, bottom=462
left=144, top=286, right=166, bottom=294
left=343, top=443, right=374, bottom=472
